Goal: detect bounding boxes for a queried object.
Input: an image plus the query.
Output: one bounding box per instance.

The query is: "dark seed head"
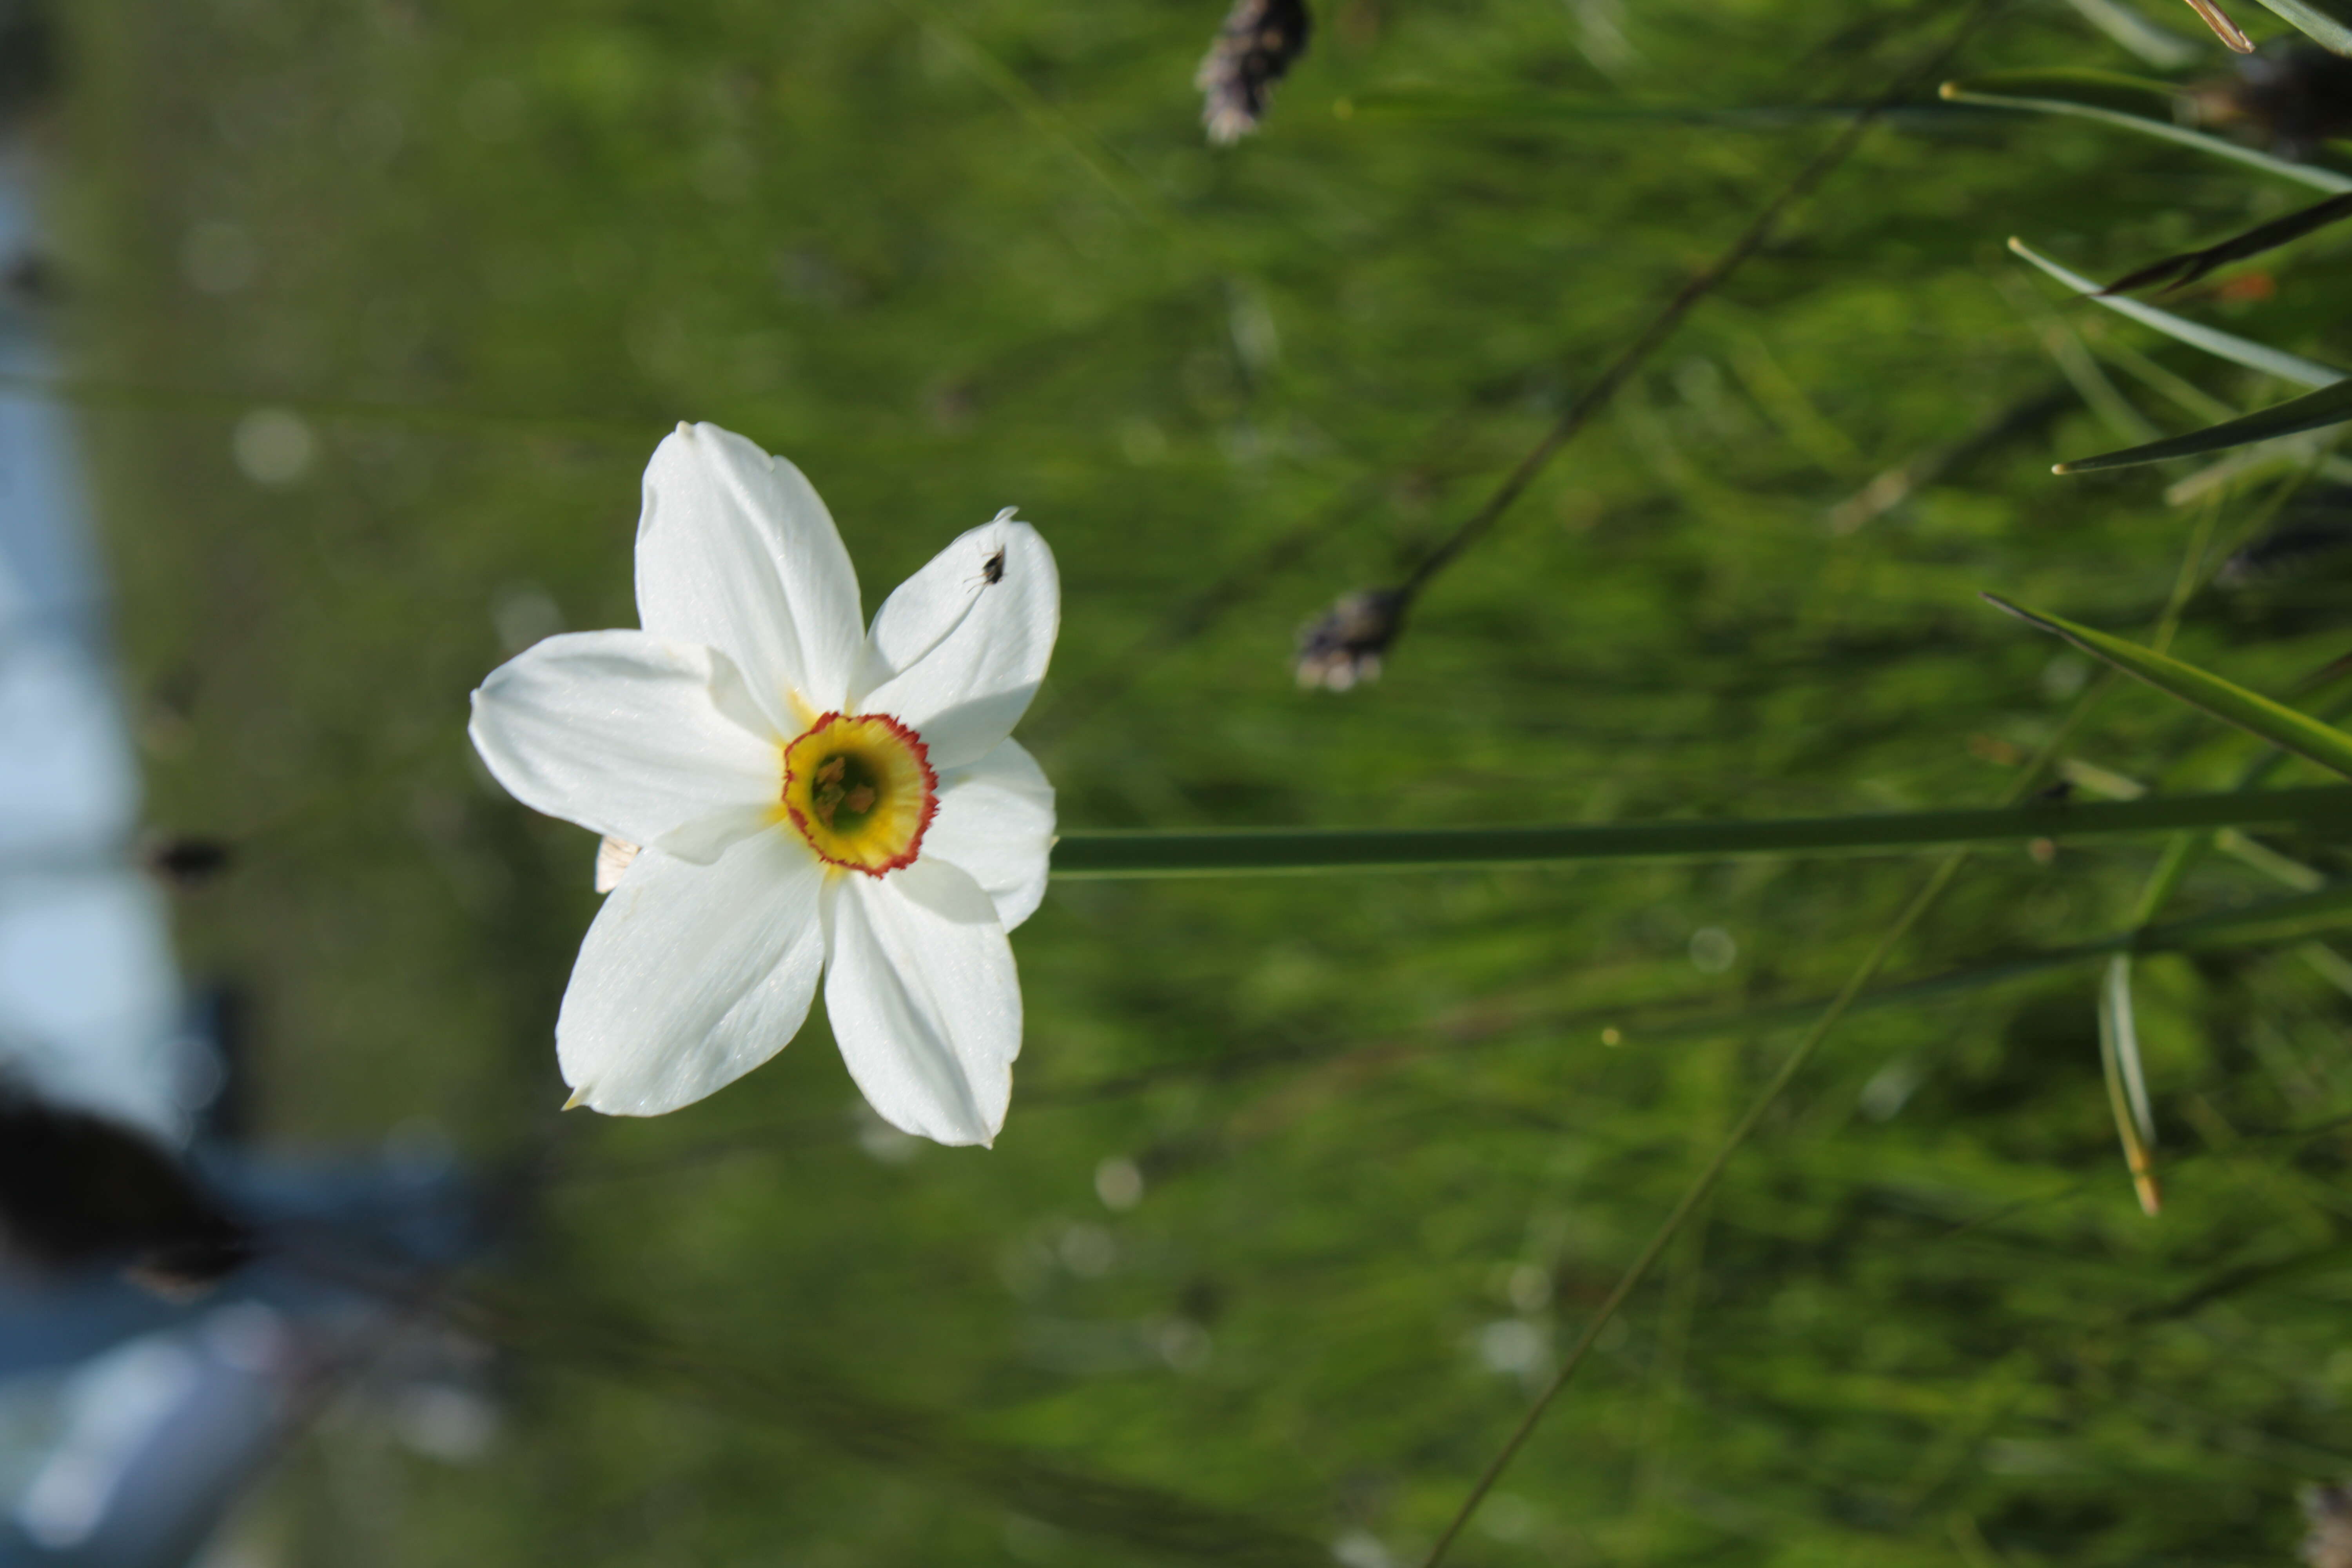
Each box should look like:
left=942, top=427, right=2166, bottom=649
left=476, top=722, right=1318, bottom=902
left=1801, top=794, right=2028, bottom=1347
left=1293, top=587, right=1405, bottom=692
left=1196, top=0, right=1313, bottom=147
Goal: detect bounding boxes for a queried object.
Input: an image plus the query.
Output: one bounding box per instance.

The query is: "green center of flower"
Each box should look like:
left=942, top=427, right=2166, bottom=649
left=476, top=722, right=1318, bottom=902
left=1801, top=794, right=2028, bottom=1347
left=780, top=712, right=936, bottom=876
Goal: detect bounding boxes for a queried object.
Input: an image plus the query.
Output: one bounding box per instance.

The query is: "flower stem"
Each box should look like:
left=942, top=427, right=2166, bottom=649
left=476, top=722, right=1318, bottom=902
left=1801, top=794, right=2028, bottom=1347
left=1051, top=784, right=2352, bottom=878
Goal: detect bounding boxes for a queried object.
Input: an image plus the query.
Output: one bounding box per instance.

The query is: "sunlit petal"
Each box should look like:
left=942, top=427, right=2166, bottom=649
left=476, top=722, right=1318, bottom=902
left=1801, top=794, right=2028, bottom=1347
left=470, top=629, right=780, bottom=861
left=822, top=858, right=1019, bottom=1147
left=558, top=831, right=826, bottom=1115
left=636, top=422, right=865, bottom=731
left=925, top=738, right=1055, bottom=929
left=854, top=516, right=1058, bottom=768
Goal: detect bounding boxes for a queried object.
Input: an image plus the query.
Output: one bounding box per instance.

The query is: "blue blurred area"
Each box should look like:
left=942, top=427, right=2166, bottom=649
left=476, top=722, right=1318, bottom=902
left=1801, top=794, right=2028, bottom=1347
left=0, top=167, right=191, bottom=1147
left=0, top=152, right=496, bottom=1567
left=0, top=1149, right=488, bottom=1568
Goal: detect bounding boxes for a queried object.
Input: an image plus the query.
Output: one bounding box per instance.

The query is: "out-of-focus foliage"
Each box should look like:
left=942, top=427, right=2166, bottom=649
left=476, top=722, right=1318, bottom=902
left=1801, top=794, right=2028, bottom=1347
left=53, top=0, right=2352, bottom=1561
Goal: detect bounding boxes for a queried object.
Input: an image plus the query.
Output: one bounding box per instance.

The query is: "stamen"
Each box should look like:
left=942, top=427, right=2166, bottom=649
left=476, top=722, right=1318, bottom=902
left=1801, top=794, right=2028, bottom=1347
left=779, top=712, right=939, bottom=876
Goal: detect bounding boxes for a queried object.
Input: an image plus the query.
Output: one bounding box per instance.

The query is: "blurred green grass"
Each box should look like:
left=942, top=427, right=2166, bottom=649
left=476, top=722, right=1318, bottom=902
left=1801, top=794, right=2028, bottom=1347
left=52, top=0, right=2352, bottom=1561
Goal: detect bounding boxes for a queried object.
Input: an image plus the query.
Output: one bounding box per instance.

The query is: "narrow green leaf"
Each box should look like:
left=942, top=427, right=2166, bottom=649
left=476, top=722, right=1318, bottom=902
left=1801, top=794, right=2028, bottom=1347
left=1049, top=784, right=2352, bottom=876
left=1983, top=595, right=2352, bottom=777
left=2216, top=827, right=2327, bottom=889
left=2102, top=955, right=2156, bottom=1141
left=2060, top=0, right=2203, bottom=69
left=1940, top=67, right=2180, bottom=113
left=1940, top=80, right=2352, bottom=193
left=2153, top=878, right=2352, bottom=947
left=1346, top=89, right=1791, bottom=123
left=2246, top=0, right=2352, bottom=54
left=2097, top=953, right=2163, bottom=1214
left=2009, top=238, right=2345, bottom=387
left=2053, top=379, right=2352, bottom=470
left=1339, top=89, right=1978, bottom=129
left=2098, top=192, right=2352, bottom=296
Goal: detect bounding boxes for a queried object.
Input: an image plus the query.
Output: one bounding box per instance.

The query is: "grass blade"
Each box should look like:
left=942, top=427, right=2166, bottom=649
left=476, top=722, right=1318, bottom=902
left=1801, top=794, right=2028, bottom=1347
left=2062, top=0, right=2203, bottom=68
left=1051, top=784, right=2352, bottom=875
left=2009, top=237, right=2347, bottom=388
left=1995, top=268, right=2160, bottom=442
left=2155, top=878, right=2352, bottom=947
left=2098, top=192, right=2352, bottom=295
left=1940, top=67, right=2181, bottom=113
left=1982, top=595, right=2352, bottom=776
left=1939, top=78, right=2352, bottom=192
left=2246, top=0, right=2352, bottom=54
left=1339, top=89, right=1983, bottom=129
left=2098, top=953, right=2164, bottom=1214
left=2052, top=379, right=2352, bottom=470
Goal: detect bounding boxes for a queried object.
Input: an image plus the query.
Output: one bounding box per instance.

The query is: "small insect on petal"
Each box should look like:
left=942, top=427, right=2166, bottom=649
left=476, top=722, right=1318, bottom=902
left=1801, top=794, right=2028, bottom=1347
left=1196, top=0, right=1313, bottom=146
left=595, top=836, right=641, bottom=893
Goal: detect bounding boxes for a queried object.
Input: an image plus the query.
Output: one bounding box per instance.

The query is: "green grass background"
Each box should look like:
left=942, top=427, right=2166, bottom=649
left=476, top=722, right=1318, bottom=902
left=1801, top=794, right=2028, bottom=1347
left=51, top=0, right=2352, bottom=1561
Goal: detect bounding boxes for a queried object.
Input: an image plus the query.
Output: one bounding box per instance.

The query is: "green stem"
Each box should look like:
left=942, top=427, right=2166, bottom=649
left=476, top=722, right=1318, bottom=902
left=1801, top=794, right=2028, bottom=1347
left=1051, top=785, right=2352, bottom=878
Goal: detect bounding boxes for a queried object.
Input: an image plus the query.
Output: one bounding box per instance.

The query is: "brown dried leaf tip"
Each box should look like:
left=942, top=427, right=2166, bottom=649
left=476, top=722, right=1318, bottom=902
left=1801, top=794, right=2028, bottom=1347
left=1197, top=0, right=1312, bottom=146
left=1294, top=588, right=1404, bottom=691
left=2303, top=1480, right=2352, bottom=1568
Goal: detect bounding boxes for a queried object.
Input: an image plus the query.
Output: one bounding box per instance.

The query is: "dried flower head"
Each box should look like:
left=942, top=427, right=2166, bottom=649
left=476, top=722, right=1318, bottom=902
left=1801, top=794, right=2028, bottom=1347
left=1294, top=588, right=1405, bottom=692
left=1196, top=0, right=1312, bottom=147
left=2187, top=43, right=2352, bottom=161
left=2304, top=1480, right=2352, bottom=1568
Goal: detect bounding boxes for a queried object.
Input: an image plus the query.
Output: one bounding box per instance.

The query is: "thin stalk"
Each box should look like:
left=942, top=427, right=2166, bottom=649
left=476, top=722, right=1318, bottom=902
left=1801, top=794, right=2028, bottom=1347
left=881, top=0, right=1161, bottom=228
left=1417, top=853, right=1975, bottom=1568
left=2098, top=952, right=2163, bottom=1214
left=1050, top=785, right=2352, bottom=877
left=2089, top=496, right=2226, bottom=1214
left=1380, top=0, right=2002, bottom=627
left=1424, top=478, right=2222, bottom=1560
left=2092, top=481, right=2309, bottom=1212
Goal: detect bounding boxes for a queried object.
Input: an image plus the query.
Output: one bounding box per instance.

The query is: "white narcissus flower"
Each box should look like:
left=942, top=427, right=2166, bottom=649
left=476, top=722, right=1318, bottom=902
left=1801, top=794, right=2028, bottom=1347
left=467, top=422, right=1058, bottom=1146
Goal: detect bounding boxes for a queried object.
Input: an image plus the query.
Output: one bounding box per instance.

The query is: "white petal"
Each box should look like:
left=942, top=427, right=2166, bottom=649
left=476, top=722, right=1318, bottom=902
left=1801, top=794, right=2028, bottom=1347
left=635, top=422, right=865, bottom=731
left=854, top=516, right=1058, bottom=768
left=823, top=858, right=1020, bottom=1147
left=924, top=738, right=1055, bottom=930
left=470, top=630, right=781, bottom=861
left=558, top=831, right=826, bottom=1115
